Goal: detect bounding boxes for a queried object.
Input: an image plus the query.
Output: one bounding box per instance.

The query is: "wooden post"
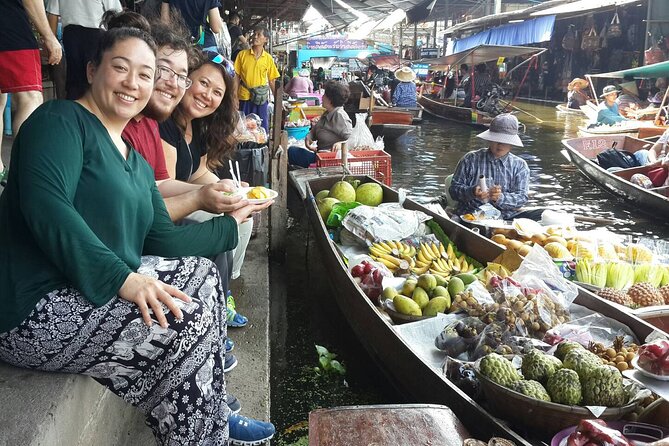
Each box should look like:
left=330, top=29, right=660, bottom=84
left=270, top=76, right=288, bottom=261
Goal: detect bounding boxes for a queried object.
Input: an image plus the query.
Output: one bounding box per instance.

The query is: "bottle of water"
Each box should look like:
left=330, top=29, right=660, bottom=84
left=478, top=175, right=488, bottom=203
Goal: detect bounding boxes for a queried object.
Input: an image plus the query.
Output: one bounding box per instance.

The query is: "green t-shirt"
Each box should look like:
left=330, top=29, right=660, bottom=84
left=0, top=101, right=238, bottom=333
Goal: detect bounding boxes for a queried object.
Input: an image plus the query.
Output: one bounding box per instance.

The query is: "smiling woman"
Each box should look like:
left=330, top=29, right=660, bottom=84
left=0, top=26, right=244, bottom=445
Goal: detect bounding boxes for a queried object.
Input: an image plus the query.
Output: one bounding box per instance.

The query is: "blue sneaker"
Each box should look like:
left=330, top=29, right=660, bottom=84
left=226, top=307, right=248, bottom=328
left=224, top=353, right=238, bottom=373
left=226, top=291, right=236, bottom=311
left=228, top=413, right=275, bottom=445
left=225, top=337, right=235, bottom=353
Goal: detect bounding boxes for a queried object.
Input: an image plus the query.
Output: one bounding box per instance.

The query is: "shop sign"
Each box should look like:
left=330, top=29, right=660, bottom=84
left=306, top=38, right=367, bottom=50
left=421, top=47, right=439, bottom=58
left=412, top=63, right=429, bottom=76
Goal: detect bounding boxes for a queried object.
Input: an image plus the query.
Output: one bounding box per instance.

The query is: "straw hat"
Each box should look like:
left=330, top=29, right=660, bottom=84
left=395, top=66, right=416, bottom=82
left=568, top=78, right=589, bottom=91
left=600, top=85, right=619, bottom=98
left=476, top=113, right=523, bottom=147
left=298, top=69, right=310, bottom=77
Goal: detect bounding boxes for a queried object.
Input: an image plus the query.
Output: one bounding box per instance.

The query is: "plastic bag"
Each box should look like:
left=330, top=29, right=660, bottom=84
left=434, top=317, right=487, bottom=358
left=341, top=203, right=431, bottom=244
left=348, top=254, right=394, bottom=304
left=543, top=313, right=638, bottom=347
left=470, top=322, right=532, bottom=360
left=233, top=111, right=255, bottom=142
left=326, top=202, right=362, bottom=228
left=213, top=24, right=231, bottom=58
left=347, top=113, right=376, bottom=149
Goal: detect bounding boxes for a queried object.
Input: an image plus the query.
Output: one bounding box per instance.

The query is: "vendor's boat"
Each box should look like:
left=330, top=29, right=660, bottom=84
left=577, top=121, right=668, bottom=139
left=556, top=103, right=586, bottom=116
left=368, top=109, right=415, bottom=141
left=416, top=44, right=547, bottom=128
left=561, top=134, right=669, bottom=219
left=303, top=175, right=665, bottom=443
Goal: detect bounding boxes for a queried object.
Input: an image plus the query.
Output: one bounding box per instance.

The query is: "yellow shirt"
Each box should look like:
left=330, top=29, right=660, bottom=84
left=235, top=48, right=280, bottom=101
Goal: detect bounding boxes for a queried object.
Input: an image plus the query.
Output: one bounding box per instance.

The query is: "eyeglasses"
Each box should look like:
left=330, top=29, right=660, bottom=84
left=156, top=65, right=192, bottom=89
left=205, top=52, right=236, bottom=78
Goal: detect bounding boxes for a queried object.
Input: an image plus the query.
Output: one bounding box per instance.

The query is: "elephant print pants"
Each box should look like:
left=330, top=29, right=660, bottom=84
left=0, top=256, right=229, bottom=446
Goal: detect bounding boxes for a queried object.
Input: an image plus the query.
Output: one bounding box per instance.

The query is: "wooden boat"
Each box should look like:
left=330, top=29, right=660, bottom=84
left=369, top=109, right=415, bottom=141
left=416, top=44, right=547, bottom=128
left=561, top=134, right=669, bottom=219
left=556, top=103, right=586, bottom=116
left=304, top=175, right=665, bottom=444
left=577, top=121, right=668, bottom=139
left=308, top=404, right=469, bottom=446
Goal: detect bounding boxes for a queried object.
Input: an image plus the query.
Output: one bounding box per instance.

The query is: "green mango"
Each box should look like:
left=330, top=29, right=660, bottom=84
left=412, top=287, right=430, bottom=309
left=417, top=274, right=437, bottom=292
left=432, top=286, right=449, bottom=298
left=393, top=295, right=422, bottom=316
left=315, top=190, right=330, bottom=201
left=455, top=273, right=477, bottom=285
left=447, top=277, right=465, bottom=299
left=423, top=296, right=450, bottom=316
left=382, top=287, right=398, bottom=299
left=434, top=274, right=448, bottom=287
left=401, top=279, right=417, bottom=296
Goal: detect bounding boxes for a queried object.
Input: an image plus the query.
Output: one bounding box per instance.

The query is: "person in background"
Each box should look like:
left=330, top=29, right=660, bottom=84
left=45, top=0, right=121, bottom=100
left=450, top=114, right=540, bottom=220
left=596, top=85, right=628, bottom=125
left=463, top=63, right=491, bottom=108
left=285, top=68, right=313, bottom=96
left=566, top=78, right=590, bottom=110
left=0, top=0, right=62, bottom=174
left=316, top=67, right=327, bottom=89
left=227, top=11, right=248, bottom=61
left=287, top=81, right=352, bottom=168
left=616, top=80, right=643, bottom=117
left=161, top=0, right=224, bottom=51
left=234, top=26, right=280, bottom=134
left=0, top=26, right=271, bottom=446
left=392, top=66, right=417, bottom=107
left=45, top=10, right=67, bottom=99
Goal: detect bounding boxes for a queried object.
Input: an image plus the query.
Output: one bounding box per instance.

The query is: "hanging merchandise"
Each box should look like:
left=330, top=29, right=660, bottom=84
left=562, top=24, right=577, bottom=51
left=645, top=39, right=665, bottom=65
left=607, top=12, right=622, bottom=39
left=581, top=28, right=600, bottom=51
left=599, top=26, right=608, bottom=49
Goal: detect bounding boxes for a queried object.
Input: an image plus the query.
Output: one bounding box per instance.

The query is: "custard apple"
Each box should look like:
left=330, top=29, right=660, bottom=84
left=563, top=348, right=602, bottom=380
left=555, top=341, right=583, bottom=361
left=510, top=380, right=551, bottom=402
left=521, top=349, right=562, bottom=384
left=546, top=368, right=582, bottom=405
left=480, top=353, right=522, bottom=387
left=582, top=365, right=627, bottom=407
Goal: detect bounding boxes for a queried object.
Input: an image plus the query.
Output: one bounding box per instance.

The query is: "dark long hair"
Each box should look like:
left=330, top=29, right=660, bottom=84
left=172, top=54, right=239, bottom=170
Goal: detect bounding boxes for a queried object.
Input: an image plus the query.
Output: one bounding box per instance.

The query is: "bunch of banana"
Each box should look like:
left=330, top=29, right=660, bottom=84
left=415, top=242, right=475, bottom=276
left=369, top=241, right=416, bottom=273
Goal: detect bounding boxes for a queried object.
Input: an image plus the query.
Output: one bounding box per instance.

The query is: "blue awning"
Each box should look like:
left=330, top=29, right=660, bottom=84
left=450, top=15, right=555, bottom=54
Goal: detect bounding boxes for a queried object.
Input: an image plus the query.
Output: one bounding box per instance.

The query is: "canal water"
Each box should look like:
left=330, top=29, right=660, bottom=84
left=270, top=102, right=669, bottom=445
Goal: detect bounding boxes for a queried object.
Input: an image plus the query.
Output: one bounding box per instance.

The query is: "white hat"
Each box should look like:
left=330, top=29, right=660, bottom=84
left=476, top=113, right=523, bottom=147
left=298, top=69, right=310, bottom=77
left=394, top=67, right=416, bottom=82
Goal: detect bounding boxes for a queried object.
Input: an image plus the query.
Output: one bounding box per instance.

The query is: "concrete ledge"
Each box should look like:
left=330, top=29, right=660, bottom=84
left=0, top=215, right=271, bottom=446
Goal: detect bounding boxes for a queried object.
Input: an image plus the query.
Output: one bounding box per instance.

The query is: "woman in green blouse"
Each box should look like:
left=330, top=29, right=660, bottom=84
left=0, top=27, right=269, bottom=445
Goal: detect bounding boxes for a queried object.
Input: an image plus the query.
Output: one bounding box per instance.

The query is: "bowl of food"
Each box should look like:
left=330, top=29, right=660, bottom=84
left=232, top=186, right=278, bottom=204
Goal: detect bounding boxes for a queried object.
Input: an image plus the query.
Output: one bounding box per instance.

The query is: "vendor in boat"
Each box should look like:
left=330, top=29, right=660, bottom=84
left=392, top=67, right=417, bottom=108
left=616, top=80, right=643, bottom=117
left=567, top=78, right=590, bottom=109
left=287, top=80, right=353, bottom=168
left=449, top=114, right=541, bottom=221
left=284, top=68, right=314, bottom=96
left=596, top=85, right=628, bottom=125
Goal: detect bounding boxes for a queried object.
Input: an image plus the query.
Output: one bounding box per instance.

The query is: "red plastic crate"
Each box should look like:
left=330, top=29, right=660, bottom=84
left=316, top=150, right=392, bottom=186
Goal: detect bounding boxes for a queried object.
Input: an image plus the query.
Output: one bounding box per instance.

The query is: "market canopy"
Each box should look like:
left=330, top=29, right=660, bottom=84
left=419, top=44, right=546, bottom=71
left=588, top=61, right=669, bottom=79
left=309, top=0, right=426, bottom=29
left=449, top=16, right=555, bottom=54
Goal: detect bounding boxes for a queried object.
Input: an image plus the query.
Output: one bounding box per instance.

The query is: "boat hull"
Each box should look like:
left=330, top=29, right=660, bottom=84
left=556, top=104, right=586, bottom=116
left=562, top=135, right=669, bottom=219
left=417, top=95, right=491, bottom=128
left=304, top=175, right=663, bottom=443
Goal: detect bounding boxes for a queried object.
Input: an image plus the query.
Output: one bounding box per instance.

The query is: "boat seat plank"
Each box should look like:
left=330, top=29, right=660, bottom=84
left=611, top=162, right=664, bottom=180
left=308, top=404, right=470, bottom=446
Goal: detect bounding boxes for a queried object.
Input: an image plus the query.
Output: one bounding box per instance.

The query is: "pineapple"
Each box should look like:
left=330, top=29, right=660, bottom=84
left=597, top=288, right=632, bottom=307
left=627, top=283, right=664, bottom=308
left=659, top=285, right=669, bottom=305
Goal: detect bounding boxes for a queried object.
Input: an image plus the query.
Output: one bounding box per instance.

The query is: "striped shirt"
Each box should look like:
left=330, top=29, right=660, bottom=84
left=449, top=148, right=530, bottom=219
left=393, top=82, right=417, bottom=107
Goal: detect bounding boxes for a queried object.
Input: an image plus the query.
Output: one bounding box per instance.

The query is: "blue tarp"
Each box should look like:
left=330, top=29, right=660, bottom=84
left=450, top=15, right=555, bottom=54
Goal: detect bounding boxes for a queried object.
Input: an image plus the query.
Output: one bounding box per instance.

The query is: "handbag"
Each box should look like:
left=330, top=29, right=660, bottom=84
left=562, top=25, right=577, bottom=51
left=581, top=27, right=600, bottom=51
left=607, top=12, right=622, bottom=39
left=241, top=79, right=270, bottom=106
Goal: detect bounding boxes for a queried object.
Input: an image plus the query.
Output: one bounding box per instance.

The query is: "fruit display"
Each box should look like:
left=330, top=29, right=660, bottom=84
left=546, top=369, right=582, bottom=405
left=385, top=273, right=476, bottom=318
left=596, top=282, right=666, bottom=309
left=581, top=365, right=627, bottom=406
left=521, top=349, right=562, bottom=383
left=350, top=260, right=388, bottom=304
left=479, top=353, right=521, bottom=387
left=587, top=336, right=638, bottom=372
left=510, top=379, right=551, bottom=401
left=637, top=339, right=669, bottom=377
left=369, top=240, right=476, bottom=276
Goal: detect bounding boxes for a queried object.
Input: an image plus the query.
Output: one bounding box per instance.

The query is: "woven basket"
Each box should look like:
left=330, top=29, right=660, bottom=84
left=476, top=371, right=638, bottom=435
